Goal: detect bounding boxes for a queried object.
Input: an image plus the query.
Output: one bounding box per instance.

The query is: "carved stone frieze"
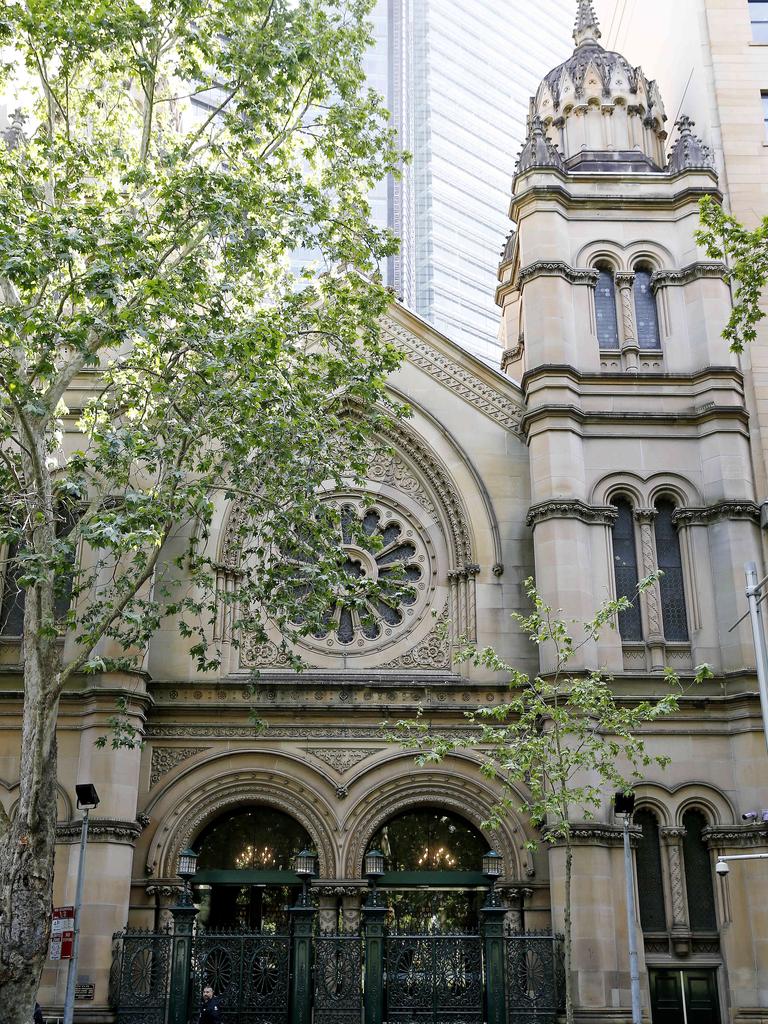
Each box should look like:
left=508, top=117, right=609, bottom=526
left=304, top=747, right=384, bottom=774
left=240, top=636, right=296, bottom=670
left=382, top=318, right=524, bottom=438
left=527, top=499, right=618, bottom=528
left=366, top=450, right=437, bottom=519
left=56, top=818, right=145, bottom=844
left=545, top=824, right=641, bottom=847
left=150, top=746, right=208, bottom=787
left=378, top=604, right=452, bottom=671
left=145, top=884, right=183, bottom=899
left=145, top=723, right=472, bottom=740
left=517, top=261, right=599, bottom=289
left=672, top=502, right=760, bottom=527
left=651, top=263, right=727, bottom=290
left=703, top=824, right=768, bottom=849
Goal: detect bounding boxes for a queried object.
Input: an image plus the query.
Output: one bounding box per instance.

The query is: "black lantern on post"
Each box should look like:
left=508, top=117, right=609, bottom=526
left=364, top=849, right=386, bottom=908
left=294, top=849, right=317, bottom=907
left=177, top=847, right=198, bottom=907
left=482, top=850, right=503, bottom=908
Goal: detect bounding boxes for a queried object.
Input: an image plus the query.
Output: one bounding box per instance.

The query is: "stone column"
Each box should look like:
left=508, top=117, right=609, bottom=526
left=342, top=891, right=363, bottom=934
left=634, top=508, right=666, bottom=671
left=660, top=826, right=690, bottom=954
left=616, top=272, right=640, bottom=372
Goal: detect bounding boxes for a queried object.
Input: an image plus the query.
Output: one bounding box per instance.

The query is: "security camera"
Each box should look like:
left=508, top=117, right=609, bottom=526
left=742, top=811, right=758, bottom=821
left=716, top=860, right=730, bottom=876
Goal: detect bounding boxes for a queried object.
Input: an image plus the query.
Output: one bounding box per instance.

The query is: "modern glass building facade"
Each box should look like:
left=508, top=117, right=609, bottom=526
left=364, top=0, right=574, bottom=360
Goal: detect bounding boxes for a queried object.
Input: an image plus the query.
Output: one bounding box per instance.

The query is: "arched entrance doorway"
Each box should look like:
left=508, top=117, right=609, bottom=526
left=192, top=805, right=311, bottom=930
left=365, top=806, right=490, bottom=931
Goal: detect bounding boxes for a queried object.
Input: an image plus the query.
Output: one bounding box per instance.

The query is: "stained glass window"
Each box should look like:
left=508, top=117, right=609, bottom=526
left=654, top=500, right=690, bottom=642
left=682, top=810, right=717, bottom=931
left=595, top=268, right=620, bottom=350
left=612, top=499, right=643, bottom=641
left=635, top=809, right=667, bottom=932
left=634, top=268, right=661, bottom=349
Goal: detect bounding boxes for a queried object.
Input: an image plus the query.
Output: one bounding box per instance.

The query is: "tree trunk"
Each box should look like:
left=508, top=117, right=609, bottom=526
left=563, top=840, right=574, bottom=1024
left=0, top=417, right=62, bottom=1023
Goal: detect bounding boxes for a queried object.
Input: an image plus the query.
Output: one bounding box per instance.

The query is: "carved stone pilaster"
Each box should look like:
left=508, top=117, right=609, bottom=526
left=342, top=892, right=363, bottom=934
left=634, top=508, right=665, bottom=663
left=616, top=272, right=639, bottom=371
left=660, top=826, right=690, bottom=941
left=448, top=564, right=480, bottom=643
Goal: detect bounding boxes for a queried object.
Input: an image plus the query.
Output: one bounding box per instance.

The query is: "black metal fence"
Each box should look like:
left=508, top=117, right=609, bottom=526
left=110, top=923, right=562, bottom=1024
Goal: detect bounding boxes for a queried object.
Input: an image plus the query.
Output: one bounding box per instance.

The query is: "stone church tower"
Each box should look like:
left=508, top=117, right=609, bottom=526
left=2, top=3, right=765, bottom=1023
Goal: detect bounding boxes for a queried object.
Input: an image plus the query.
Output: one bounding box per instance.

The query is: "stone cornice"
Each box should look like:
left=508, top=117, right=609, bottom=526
left=672, top=502, right=760, bottom=527
left=511, top=182, right=721, bottom=219
left=703, top=824, right=768, bottom=849
left=527, top=499, right=618, bottom=528
left=517, top=261, right=599, bottom=290
left=545, top=823, right=642, bottom=847
left=521, top=403, right=749, bottom=434
left=56, top=817, right=146, bottom=845
left=520, top=364, right=743, bottom=390
left=651, top=263, right=728, bottom=289
left=382, top=317, right=524, bottom=437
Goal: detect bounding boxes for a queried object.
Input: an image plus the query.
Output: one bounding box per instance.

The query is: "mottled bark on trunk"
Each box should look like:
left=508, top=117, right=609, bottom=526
left=0, top=416, right=62, bottom=1024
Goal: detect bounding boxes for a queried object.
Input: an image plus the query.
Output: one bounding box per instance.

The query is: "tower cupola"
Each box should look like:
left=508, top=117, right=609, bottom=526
left=530, top=0, right=667, bottom=171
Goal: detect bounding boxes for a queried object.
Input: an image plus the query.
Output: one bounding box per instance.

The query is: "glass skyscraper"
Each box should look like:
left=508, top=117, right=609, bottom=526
left=364, top=0, right=574, bottom=360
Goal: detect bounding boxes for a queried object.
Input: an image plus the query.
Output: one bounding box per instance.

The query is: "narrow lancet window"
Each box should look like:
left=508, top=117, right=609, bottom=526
left=612, top=499, right=643, bottom=641
left=635, top=809, right=667, bottom=931
left=654, top=500, right=689, bottom=642
left=634, top=268, right=661, bottom=349
left=595, top=268, right=620, bottom=349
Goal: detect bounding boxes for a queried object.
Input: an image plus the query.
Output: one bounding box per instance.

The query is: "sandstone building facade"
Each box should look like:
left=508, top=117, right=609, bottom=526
left=1, top=2, right=767, bottom=1023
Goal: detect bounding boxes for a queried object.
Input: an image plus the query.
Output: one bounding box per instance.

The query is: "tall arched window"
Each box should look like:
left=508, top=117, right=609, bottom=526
left=682, top=810, right=717, bottom=931
left=612, top=498, right=643, bottom=641
left=634, top=266, right=661, bottom=349
left=635, top=809, right=667, bottom=932
left=654, top=500, right=689, bottom=642
left=595, top=266, right=620, bottom=349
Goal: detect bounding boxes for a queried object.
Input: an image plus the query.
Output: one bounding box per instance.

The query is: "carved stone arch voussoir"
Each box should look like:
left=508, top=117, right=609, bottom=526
left=341, top=772, right=529, bottom=881
left=156, top=778, right=338, bottom=878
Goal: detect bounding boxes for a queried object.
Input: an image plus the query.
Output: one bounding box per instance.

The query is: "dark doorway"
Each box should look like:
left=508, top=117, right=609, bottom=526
left=649, top=969, right=721, bottom=1024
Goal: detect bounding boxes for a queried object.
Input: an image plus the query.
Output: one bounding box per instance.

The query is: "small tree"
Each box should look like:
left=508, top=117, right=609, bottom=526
left=0, top=0, right=402, bottom=1016
left=390, top=579, right=712, bottom=1024
left=697, top=195, right=768, bottom=352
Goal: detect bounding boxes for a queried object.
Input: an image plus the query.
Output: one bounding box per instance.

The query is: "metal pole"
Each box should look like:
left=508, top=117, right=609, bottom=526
left=744, top=563, right=768, bottom=755
left=63, top=807, right=90, bottom=1024
left=623, top=814, right=642, bottom=1024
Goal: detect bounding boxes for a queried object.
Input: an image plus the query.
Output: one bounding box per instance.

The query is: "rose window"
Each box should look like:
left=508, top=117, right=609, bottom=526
left=291, top=496, right=434, bottom=653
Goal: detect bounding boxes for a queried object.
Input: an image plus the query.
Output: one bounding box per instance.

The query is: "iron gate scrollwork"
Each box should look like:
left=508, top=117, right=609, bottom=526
left=313, top=931, right=363, bottom=1024
left=111, top=929, right=173, bottom=1024
left=504, top=933, right=565, bottom=1024
left=385, top=933, right=484, bottom=1024
left=190, top=930, right=292, bottom=1024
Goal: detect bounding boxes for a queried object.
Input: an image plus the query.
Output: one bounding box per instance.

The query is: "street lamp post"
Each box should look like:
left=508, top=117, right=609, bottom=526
left=480, top=851, right=506, bottom=1024
left=362, top=850, right=387, bottom=1024
left=62, top=783, right=100, bottom=1024
left=744, top=562, right=768, bottom=755
left=614, top=792, right=642, bottom=1024
left=168, top=848, right=198, bottom=1024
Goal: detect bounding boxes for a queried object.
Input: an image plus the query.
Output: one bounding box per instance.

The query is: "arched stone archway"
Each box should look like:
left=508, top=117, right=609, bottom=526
left=153, top=775, right=338, bottom=879
left=341, top=769, right=533, bottom=881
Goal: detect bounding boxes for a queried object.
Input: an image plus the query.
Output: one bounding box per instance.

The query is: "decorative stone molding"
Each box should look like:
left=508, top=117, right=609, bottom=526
left=517, top=261, right=598, bottom=290
left=545, top=824, right=641, bottom=847
left=314, top=885, right=363, bottom=897
left=672, top=502, right=760, bottom=527
left=150, top=746, right=208, bottom=788
left=651, top=263, right=727, bottom=290
left=526, top=499, right=618, bottom=528
left=366, top=449, right=438, bottom=520
left=56, top=818, right=145, bottom=845
left=145, top=723, right=472, bottom=740
left=157, top=779, right=337, bottom=878
left=703, top=824, right=768, bottom=849
left=304, top=748, right=384, bottom=774
left=378, top=604, right=452, bottom=670
left=515, top=115, right=565, bottom=176
left=666, top=116, right=715, bottom=174
left=382, top=318, right=524, bottom=438
left=145, top=884, right=183, bottom=899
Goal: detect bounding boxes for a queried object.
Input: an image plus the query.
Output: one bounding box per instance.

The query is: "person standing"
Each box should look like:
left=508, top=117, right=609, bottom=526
left=198, top=985, right=223, bottom=1024
left=33, top=1003, right=44, bottom=1024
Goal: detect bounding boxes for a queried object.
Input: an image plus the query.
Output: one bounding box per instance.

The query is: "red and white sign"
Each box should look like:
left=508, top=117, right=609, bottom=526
left=50, top=907, right=75, bottom=960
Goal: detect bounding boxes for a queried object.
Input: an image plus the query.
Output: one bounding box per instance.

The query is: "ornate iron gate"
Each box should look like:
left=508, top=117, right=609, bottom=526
left=505, top=932, right=564, bottom=1024
left=190, top=930, right=292, bottom=1024
left=385, top=933, right=484, bottom=1024
left=313, top=931, right=363, bottom=1024
left=111, top=929, right=173, bottom=1024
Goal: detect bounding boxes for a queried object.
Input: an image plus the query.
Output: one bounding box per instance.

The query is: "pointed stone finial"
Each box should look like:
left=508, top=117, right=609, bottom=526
left=515, top=116, right=564, bottom=176
left=573, top=0, right=602, bottom=47
left=667, top=115, right=714, bottom=174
